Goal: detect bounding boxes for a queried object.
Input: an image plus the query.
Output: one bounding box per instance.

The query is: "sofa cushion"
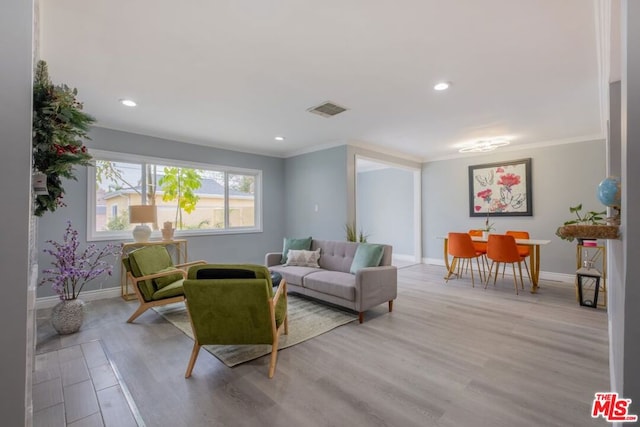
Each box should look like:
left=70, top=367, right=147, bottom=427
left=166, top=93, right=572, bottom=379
left=152, top=278, right=185, bottom=300
left=285, top=249, right=321, bottom=267
left=269, top=265, right=319, bottom=286
left=312, top=240, right=359, bottom=273
left=281, top=237, right=313, bottom=263
left=303, top=270, right=356, bottom=301
left=350, top=243, right=385, bottom=274
left=153, top=267, right=184, bottom=289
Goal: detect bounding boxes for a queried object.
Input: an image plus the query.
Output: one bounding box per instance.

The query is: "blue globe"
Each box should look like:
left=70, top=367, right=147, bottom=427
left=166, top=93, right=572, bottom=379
left=597, top=176, right=621, bottom=208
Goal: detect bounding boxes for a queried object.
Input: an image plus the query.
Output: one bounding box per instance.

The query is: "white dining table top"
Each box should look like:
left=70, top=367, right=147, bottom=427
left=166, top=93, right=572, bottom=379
left=439, top=235, right=551, bottom=245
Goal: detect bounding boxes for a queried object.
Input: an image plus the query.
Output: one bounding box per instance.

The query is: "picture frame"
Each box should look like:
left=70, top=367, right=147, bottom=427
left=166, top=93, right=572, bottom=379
left=469, top=158, right=532, bottom=217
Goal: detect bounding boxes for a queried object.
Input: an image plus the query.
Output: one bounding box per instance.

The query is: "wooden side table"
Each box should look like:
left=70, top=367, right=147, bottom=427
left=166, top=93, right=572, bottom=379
left=120, top=239, right=188, bottom=300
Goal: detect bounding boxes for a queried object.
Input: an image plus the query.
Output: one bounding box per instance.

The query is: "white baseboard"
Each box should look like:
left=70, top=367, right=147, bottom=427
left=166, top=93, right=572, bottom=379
left=36, top=287, right=122, bottom=310
left=393, top=253, right=417, bottom=262
left=422, top=257, right=575, bottom=284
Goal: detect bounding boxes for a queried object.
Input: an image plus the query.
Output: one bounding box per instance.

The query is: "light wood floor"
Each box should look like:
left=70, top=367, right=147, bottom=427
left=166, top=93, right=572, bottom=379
left=36, top=264, right=609, bottom=427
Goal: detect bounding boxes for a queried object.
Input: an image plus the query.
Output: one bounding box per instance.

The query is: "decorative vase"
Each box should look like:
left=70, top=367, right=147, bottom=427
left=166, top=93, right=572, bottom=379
left=482, top=231, right=489, bottom=239
left=51, top=298, right=85, bottom=335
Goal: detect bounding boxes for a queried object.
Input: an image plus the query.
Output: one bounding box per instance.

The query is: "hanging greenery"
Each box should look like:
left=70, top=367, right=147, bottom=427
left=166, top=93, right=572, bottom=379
left=32, top=60, right=95, bottom=216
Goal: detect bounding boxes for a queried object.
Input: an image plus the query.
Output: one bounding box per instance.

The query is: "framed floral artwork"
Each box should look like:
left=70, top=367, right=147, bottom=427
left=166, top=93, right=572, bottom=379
left=469, top=158, right=532, bottom=217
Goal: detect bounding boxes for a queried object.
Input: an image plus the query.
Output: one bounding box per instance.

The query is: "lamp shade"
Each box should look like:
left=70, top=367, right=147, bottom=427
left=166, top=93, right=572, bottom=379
left=129, top=205, right=157, bottom=224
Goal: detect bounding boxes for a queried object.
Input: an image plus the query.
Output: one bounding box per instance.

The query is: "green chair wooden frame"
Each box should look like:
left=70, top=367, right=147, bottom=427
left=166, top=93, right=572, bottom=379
left=122, top=245, right=206, bottom=323
left=183, top=264, right=289, bottom=379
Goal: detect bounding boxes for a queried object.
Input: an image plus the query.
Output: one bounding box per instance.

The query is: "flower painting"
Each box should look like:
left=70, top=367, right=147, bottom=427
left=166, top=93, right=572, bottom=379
left=469, top=158, right=532, bottom=217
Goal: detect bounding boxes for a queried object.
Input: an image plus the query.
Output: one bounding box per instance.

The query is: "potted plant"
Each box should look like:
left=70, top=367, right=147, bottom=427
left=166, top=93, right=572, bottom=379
left=345, top=223, right=369, bottom=243
left=555, top=204, right=618, bottom=242
left=481, top=213, right=495, bottom=239
left=32, top=60, right=95, bottom=216
left=40, top=221, right=120, bottom=334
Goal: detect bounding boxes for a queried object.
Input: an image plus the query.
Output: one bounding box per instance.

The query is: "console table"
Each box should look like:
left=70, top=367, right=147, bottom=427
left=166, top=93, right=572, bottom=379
left=120, top=239, right=188, bottom=300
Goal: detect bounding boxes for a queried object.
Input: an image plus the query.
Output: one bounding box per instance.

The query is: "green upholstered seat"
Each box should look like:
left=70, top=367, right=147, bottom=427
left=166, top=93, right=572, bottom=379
left=182, top=264, right=289, bottom=379
left=122, top=246, right=206, bottom=323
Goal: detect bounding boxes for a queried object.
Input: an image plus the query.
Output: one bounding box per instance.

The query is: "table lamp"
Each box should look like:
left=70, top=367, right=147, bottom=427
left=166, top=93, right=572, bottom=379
left=129, top=205, right=157, bottom=242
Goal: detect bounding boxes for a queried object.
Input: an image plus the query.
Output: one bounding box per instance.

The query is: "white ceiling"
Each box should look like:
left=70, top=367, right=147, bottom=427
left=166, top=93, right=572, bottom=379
left=39, top=0, right=605, bottom=161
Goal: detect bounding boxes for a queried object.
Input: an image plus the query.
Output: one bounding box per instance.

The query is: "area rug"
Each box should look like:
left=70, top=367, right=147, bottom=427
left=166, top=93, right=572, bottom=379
left=153, top=294, right=358, bottom=367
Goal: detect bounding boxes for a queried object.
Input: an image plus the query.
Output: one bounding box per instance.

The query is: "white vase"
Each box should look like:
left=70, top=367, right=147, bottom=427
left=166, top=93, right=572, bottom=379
left=51, top=298, right=84, bottom=335
left=482, top=231, right=489, bottom=239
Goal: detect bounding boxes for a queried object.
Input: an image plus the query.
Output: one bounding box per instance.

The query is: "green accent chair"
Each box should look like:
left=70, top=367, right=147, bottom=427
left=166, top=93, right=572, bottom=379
left=122, top=245, right=206, bottom=323
left=183, top=264, right=289, bottom=379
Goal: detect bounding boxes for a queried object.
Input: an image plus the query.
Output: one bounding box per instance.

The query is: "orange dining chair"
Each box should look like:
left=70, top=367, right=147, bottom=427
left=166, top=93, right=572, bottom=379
left=468, top=229, right=488, bottom=271
left=506, top=230, right=532, bottom=283
left=485, top=234, right=525, bottom=294
left=446, top=232, right=485, bottom=287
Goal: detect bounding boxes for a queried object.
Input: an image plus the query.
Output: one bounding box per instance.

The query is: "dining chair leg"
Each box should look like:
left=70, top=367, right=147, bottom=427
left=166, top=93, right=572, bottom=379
left=518, top=262, right=525, bottom=291
left=475, top=257, right=484, bottom=284
left=522, top=258, right=532, bottom=284
left=470, top=260, right=475, bottom=287
left=485, top=261, right=495, bottom=289
left=511, top=263, right=519, bottom=295
left=493, top=261, right=500, bottom=285
left=445, top=257, right=458, bottom=282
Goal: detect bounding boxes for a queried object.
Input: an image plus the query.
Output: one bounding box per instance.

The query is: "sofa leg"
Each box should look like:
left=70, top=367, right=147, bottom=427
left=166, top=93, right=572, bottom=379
left=388, top=300, right=393, bottom=312
left=358, top=312, right=364, bottom=324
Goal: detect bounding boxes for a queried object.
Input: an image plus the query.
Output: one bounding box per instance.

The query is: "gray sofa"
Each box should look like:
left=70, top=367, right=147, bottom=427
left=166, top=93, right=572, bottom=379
left=265, top=239, right=397, bottom=323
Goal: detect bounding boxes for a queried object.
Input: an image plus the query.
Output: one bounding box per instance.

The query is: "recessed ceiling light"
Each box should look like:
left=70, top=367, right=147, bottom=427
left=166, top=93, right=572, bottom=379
left=433, top=82, right=450, bottom=91
left=120, top=99, right=137, bottom=107
left=274, top=136, right=285, bottom=141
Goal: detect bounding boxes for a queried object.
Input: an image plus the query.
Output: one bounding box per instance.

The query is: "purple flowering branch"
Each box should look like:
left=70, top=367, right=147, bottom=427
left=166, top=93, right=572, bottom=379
left=40, top=221, right=121, bottom=300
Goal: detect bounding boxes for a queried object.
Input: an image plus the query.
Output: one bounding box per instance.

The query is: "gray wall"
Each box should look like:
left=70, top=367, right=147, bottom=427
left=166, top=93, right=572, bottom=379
left=36, top=127, right=287, bottom=298
left=422, top=140, right=606, bottom=275
left=0, top=0, right=33, bottom=424
left=284, top=146, right=348, bottom=240
left=621, top=0, right=640, bottom=407
left=357, top=167, right=414, bottom=255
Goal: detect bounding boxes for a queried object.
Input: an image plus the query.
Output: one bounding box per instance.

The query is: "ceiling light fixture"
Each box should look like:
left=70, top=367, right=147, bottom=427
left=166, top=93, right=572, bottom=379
left=458, top=139, right=510, bottom=153
left=274, top=136, right=285, bottom=141
left=120, top=99, right=137, bottom=107
left=433, top=82, right=451, bottom=91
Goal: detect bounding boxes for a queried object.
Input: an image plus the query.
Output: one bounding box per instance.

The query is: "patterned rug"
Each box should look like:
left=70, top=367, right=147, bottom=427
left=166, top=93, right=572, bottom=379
left=153, top=294, right=358, bottom=367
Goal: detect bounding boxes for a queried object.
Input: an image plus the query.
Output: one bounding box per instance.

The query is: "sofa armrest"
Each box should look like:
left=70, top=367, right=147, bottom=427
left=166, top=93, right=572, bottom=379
left=265, top=252, right=283, bottom=267
left=355, top=265, right=398, bottom=311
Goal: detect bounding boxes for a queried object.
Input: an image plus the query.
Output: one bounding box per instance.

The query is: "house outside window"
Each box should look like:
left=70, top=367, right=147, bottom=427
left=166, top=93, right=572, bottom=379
left=88, top=150, right=261, bottom=241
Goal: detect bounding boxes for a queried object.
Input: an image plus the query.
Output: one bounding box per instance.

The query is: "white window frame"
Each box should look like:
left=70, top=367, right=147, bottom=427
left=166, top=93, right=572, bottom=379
left=87, top=149, right=263, bottom=241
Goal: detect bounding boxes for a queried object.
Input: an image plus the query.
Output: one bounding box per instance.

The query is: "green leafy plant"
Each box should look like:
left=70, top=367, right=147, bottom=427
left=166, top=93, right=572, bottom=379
left=32, top=60, right=95, bottom=216
left=345, top=223, right=369, bottom=243
left=158, top=167, right=203, bottom=228
left=482, top=213, right=495, bottom=232
left=555, top=204, right=608, bottom=241
left=562, top=204, right=606, bottom=226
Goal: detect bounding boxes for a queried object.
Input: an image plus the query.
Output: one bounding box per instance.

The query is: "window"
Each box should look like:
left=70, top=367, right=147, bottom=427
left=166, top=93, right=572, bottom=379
left=88, top=150, right=262, bottom=241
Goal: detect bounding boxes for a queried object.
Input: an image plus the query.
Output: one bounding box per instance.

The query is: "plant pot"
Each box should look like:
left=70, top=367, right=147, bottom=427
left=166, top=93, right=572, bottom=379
left=482, top=231, right=490, bottom=239
left=556, top=224, right=619, bottom=240
left=51, top=298, right=85, bottom=335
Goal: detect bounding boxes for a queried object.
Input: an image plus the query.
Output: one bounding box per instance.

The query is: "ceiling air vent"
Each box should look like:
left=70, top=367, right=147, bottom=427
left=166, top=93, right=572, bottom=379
left=307, top=101, right=349, bottom=118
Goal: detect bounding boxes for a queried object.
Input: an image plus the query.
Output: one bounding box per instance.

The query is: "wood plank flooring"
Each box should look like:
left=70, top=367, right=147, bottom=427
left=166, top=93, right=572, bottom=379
left=36, top=264, right=609, bottom=426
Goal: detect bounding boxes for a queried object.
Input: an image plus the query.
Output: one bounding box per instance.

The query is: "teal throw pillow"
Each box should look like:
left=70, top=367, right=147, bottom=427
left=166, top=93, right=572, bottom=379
left=281, top=237, right=312, bottom=263
left=350, top=244, right=384, bottom=274
left=153, top=267, right=184, bottom=289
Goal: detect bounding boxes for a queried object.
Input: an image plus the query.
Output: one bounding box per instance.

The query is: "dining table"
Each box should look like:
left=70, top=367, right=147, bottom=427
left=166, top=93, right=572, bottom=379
left=440, top=235, right=551, bottom=293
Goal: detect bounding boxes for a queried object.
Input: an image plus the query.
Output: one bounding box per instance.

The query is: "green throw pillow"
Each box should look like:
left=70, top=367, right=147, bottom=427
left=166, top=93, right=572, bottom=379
left=350, top=243, right=384, bottom=274
left=153, top=267, right=184, bottom=290
left=281, top=236, right=312, bottom=263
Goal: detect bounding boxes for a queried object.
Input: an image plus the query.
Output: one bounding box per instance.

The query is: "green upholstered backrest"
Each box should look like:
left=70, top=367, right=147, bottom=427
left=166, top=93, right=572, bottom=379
left=187, top=264, right=273, bottom=297
left=183, top=264, right=286, bottom=345
left=125, top=245, right=176, bottom=301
